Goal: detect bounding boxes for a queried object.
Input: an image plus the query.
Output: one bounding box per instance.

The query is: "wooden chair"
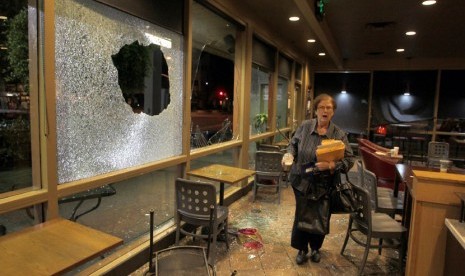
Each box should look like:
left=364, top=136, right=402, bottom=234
left=340, top=184, right=407, bottom=276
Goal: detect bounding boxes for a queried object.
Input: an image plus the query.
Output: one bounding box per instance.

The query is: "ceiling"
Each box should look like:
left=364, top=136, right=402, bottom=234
left=222, top=0, right=465, bottom=71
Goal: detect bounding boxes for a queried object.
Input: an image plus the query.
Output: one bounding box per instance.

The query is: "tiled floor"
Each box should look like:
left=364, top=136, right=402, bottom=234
left=134, top=171, right=404, bottom=275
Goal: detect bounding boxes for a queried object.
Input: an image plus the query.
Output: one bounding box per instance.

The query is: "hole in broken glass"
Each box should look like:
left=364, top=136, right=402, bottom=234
left=112, top=41, right=170, bottom=115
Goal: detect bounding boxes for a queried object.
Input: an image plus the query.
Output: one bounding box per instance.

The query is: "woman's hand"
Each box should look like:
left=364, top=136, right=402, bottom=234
left=315, top=161, right=335, bottom=173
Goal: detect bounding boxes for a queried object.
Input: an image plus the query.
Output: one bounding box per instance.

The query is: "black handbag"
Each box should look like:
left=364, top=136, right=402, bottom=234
left=330, top=173, right=357, bottom=214
left=296, top=193, right=331, bottom=235
left=296, top=176, right=331, bottom=235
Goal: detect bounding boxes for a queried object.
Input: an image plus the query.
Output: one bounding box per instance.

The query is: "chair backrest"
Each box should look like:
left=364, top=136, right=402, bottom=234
left=361, top=168, right=379, bottom=210
left=257, top=144, right=281, bottom=152
left=427, top=141, right=449, bottom=160
left=351, top=184, right=373, bottom=230
left=255, top=151, right=283, bottom=174
left=175, top=178, right=217, bottom=222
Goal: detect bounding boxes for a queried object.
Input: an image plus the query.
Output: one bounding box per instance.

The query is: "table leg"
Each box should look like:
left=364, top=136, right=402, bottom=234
left=394, top=172, right=400, bottom=198
left=219, top=182, right=225, bottom=206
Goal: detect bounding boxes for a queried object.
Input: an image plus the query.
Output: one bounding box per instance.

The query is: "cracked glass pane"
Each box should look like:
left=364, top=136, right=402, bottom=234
left=55, top=0, right=183, bottom=183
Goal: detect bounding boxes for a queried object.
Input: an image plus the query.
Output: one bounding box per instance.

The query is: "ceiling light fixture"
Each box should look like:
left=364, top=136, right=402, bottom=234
left=406, top=31, right=416, bottom=36
left=289, top=16, right=300, bottom=21
left=422, top=0, right=436, bottom=6
left=396, top=48, right=405, bottom=52
left=318, top=52, right=326, bottom=56
left=403, top=92, right=411, bottom=96
left=307, top=39, right=316, bottom=43
left=341, top=90, right=347, bottom=94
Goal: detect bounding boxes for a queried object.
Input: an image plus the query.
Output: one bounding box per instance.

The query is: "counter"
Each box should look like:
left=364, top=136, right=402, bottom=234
left=405, top=169, right=465, bottom=276
left=444, top=219, right=465, bottom=275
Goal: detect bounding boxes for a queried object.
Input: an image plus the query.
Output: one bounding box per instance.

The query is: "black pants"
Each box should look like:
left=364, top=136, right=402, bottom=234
left=291, top=186, right=325, bottom=252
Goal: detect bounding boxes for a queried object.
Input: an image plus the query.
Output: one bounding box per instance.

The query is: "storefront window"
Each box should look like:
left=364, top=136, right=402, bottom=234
left=276, top=76, right=289, bottom=129
left=59, top=167, right=178, bottom=242
left=58, top=166, right=179, bottom=272
left=0, top=205, right=37, bottom=237
left=250, top=65, right=271, bottom=135
left=315, top=72, right=371, bottom=135
left=0, top=0, right=39, bottom=196
left=190, top=2, right=239, bottom=149
left=55, top=0, right=184, bottom=183
left=438, top=70, right=465, bottom=121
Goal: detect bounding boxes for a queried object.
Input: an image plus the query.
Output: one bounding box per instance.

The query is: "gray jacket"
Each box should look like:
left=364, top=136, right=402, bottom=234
left=287, top=119, right=354, bottom=194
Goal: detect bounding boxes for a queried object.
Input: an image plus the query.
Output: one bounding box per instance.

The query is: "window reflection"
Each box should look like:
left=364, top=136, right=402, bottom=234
left=277, top=76, right=289, bottom=129
left=0, top=2, right=33, bottom=195
left=59, top=167, right=178, bottom=241
left=250, top=65, right=271, bottom=135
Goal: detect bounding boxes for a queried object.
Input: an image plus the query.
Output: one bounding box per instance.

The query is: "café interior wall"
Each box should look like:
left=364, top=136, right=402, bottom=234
left=54, top=0, right=184, bottom=183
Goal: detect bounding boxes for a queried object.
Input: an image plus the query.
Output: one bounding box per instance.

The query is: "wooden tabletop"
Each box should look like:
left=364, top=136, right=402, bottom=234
left=187, top=164, right=255, bottom=184
left=0, top=218, right=123, bottom=275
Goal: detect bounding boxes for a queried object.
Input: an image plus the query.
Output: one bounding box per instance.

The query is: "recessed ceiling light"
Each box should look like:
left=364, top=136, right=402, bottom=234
left=422, top=0, right=436, bottom=5
left=307, top=39, right=316, bottom=43
left=403, top=92, right=411, bottom=96
left=318, top=52, right=326, bottom=56
left=406, top=31, right=416, bottom=36
left=341, top=90, right=347, bottom=94
left=396, top=48, right=405, bottom=52
left=289, top=16, right=300, bottom=21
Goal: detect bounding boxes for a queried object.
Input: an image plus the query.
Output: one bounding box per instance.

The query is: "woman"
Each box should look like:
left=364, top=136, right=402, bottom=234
left=284, top=93, right=354, bottom=264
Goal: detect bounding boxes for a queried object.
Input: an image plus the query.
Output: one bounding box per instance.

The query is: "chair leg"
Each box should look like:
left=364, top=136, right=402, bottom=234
left=175, top=218, right=181, bottom=245
left=277, top=179, right=281, bottom=204
left=399, top=236, right=406, bottom=273
left=358, top=234, right=372, bottom=276
left=378, top=238, right=383, bottom=255
left=252, top=181, right=257, bottom=202
left=340, top=218, right=352, bottom=255
left=209, top=225, right=218, bottom=265
left=224, top=219, right=230, bottom=250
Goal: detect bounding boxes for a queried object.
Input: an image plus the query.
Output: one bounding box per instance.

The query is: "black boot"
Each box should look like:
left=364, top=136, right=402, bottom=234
left=296, top=250, right=308, bottom=265
left=310, top=249, right=321, bottom=263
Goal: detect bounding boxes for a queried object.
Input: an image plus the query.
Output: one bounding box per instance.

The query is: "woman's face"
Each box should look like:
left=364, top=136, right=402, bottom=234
left=315, top=99, right=334, bottom=125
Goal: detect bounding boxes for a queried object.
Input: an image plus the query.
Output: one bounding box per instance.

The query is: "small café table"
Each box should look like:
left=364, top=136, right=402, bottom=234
left=0, top=218, right=123, bottom=275
left=187, top=164, right=255, bottom=206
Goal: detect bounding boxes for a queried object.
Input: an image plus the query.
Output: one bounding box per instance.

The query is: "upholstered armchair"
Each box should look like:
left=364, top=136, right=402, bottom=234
left=359, top=146, right=404, bottom=192
left=357, top=138, right=391, bottom=153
